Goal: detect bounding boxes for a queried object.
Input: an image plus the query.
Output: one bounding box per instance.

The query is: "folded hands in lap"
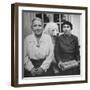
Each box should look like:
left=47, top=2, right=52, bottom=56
left=31, top=67, right=44, bottom=76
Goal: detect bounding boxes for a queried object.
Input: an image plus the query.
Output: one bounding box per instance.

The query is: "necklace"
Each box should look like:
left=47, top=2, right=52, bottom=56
left=35, top=34, right=42, bottom=48
left=36, top=38, right=40, bottom=48
left=36, top=41, right=40, bottom=47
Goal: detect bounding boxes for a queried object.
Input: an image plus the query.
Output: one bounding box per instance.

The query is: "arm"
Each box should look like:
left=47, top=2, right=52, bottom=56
left=54, top=37, right=64, bottom=69
left=54, top=37, right=62, bottom=63
left=75, top=37, right=80, bottom=61
left=24, top=37, right=34, bottom=71
left=40, top=37, right=54, bottom=72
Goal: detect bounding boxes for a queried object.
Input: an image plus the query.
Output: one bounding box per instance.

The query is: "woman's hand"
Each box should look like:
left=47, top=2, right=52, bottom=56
left=58, top=60, right=80, bottom=71
left=31, top=67, right=45, bottom=76
left=30, top=67, right=37, bottom=76
left=36, top=67, right=44, bottom=76
left=58, top=61, right=64, bottom=70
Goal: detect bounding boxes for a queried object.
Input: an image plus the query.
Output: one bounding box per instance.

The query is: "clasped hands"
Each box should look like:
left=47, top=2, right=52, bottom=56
left=31, top=67, right=44, bottom=76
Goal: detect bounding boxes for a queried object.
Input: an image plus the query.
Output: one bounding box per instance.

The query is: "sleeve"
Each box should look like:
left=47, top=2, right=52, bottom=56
left=40, top=36, right=54, bottom=72
left=24, top=37, right=34, bottom=71
left=75, top=37, right=80, bottom=61
left=54, top=37, right=62, bottom=63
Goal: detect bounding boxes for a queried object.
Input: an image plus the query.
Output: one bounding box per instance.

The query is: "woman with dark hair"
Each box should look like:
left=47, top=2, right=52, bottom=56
left=54, top=21, right=80, bottom=75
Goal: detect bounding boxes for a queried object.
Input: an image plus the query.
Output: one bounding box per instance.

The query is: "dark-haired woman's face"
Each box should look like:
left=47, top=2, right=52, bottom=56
left=63, top=24, right=71, bottom=35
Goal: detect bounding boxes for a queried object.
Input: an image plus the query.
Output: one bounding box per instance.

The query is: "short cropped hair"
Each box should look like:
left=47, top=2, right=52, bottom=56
left=61, top=21, right=73, bottom=31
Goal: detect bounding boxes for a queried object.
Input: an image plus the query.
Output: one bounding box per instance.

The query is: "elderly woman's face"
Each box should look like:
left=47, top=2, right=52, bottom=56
left=63, top=24, right=71, bottom=35
left=32, top=20, right=43, bottom=36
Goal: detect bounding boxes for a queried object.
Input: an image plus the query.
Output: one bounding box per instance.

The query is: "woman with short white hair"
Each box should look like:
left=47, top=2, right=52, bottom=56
left=24, top=17, right=54, bottom=77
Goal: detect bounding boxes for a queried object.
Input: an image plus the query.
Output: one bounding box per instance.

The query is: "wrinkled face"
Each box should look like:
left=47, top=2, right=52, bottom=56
left=63, top=24, right=71, bottom=35
left=32, top=20, right=43, bottom=36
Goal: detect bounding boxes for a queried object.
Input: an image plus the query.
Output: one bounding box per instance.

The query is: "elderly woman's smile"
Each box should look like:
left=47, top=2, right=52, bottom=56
left=32, top=20, right=43, bottom=36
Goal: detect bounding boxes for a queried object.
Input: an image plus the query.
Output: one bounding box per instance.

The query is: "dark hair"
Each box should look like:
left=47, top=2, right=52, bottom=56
left=61, top=21, right=73, bottom=31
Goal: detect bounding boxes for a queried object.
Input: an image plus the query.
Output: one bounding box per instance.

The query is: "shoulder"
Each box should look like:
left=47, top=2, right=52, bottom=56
left=57, top=34, right=64, bottom=39
left=42, top=33, right=50, bottom=37
left=71, top=34, right=78, bottom=40
left=24, top=34, right=34, bottom=42
left=42, top=33, right=51, bottom=39
left=42, top=33, right=52, bottom=43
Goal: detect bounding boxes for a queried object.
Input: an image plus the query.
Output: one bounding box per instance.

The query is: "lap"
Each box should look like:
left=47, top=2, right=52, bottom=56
left=24, top=64, right=54, bottom=77
left=55, top=66, right=80, bottom=76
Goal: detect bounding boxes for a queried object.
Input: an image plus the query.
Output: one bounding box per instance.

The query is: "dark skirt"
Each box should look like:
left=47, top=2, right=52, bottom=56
left=24, top=58, right=54, bottom=77
left=54, top=65, right=80, bottom=76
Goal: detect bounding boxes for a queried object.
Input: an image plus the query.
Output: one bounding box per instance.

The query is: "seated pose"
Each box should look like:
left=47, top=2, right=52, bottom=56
left=54, top=21, right=80, bottom=75
left=24, top=17, right=54, bottom=77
